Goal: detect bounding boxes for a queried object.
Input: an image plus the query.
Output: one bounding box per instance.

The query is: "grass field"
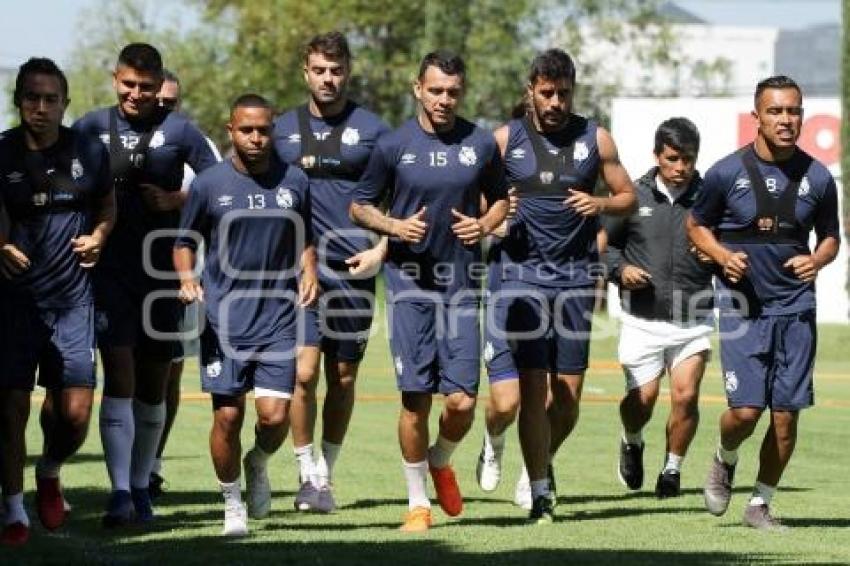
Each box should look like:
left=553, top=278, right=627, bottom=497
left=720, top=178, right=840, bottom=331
left=5, top=310, right=850, bottom=565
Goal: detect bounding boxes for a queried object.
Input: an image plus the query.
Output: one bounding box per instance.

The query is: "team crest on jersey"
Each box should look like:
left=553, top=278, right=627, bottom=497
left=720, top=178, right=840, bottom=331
left=206, top=360, right=222, bottom=378
left=539, top=171, right=555, bottom=184
left=401, top=153, right=417, bottom=165
left=510, top=148, right=526, bottom=160
left=341, top=127, right=360, bottom=146
left=573, top=141, right=589, bottom=162
left=798, top=176, right=810, bottom=196
left=32, top=192, right=48, bottom=206
left=458, top=146, right=477, bottom=167
left=288, top=133, right=301, bottom=143
left=301, top=155, right=317, bottom=169
left=639, top=206, right=653, bottom=217
left=217, top=195, right=233, bottom=207
left=6, top=171, right=24, bottom=184
left=149, top=130, right=166, bottom=149
left=71, top=158, right=84, bottom=180
left=99, top=134, right=110, bottom=146
left=734, top=178, right=750, bottom=191
left=276, top=187, right=294, bottom=209
left=724, top=371, right=738, bottom=393
left=394, top=356, right=404, bottom=376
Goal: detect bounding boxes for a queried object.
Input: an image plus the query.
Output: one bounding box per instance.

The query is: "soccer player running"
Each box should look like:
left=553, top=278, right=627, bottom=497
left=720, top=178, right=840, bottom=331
left=477, top=49, right=635, bottom=522
left=604, top=117, right=714, bottom=498
left=350, top=51, right=509, bottom=532
left=688, top=76, right=839, bottom=530
left=0, top=58, right=115, bottom=545
left=273, top=31, right=390, bottom=512
left=174, top=94, right=318, bottom=536
left=74, top=43, right=219, bottom=526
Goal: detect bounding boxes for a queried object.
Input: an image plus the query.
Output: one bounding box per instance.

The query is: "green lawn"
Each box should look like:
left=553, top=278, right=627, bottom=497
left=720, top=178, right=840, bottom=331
left=6, top=313, right=850, bottom=565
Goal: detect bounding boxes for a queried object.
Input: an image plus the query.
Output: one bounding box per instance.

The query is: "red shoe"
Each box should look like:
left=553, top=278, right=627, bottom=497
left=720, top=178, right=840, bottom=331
left=36, top=476, right=67, bottom=530
left=429, top=464, right=463, bottom=517
left=0, top=522, right=30, bottom=546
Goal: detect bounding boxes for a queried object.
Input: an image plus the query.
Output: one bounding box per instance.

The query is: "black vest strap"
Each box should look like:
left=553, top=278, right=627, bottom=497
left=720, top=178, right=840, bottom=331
left=296, top=103, right=361, bottom=181
left=109, top=106, right=155, bottom=191
left=719, top=146, right=810, bottom=245
left=12, top=128, right=87, bottom=215
left=513, top=116, right=586, bottom=197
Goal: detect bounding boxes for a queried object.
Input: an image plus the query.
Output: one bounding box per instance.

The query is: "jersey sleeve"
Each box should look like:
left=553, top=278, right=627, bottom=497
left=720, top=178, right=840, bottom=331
left=481, top=141, right=509, bottom=205
left=814, top=175, right=840, bottom=241
left=353, top=137, right=394, bottom=206
left=602, top=214, right=628, bottom=283
left=690, top=165, right=727, bottom=228
left=181, top=122, right=220, bottom=174
left=175, top=176, right=209, bottom=251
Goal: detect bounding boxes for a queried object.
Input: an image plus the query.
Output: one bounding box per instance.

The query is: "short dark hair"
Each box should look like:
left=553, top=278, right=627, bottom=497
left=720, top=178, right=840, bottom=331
left=14, top=57, right=68, bottom=106
left=653, top=117, right=700, bottom=157
left=528, top=49, right=576, bottom=85
left=117, top=43, right=163, bottom=76
left=418, top=50, right=465, bottom=83
left=304, top=31, right=351, bottom=66
left=230, top=93, right=272, bottom=116
left=754, top=75, right=801, bottom=107
left=162, top=68, right=179, bottom=85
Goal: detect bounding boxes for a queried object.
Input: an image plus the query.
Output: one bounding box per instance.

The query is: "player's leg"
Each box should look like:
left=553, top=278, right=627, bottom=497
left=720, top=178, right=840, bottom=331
left=518, top=369, right=552, bottom=523
left=399, top=391, right=433, bottom=531
left=211, top=393, right=248, bottom=537
left=291, top=342, right=321, bottom=510
left=0, top=389, right=32, bottom=546
left=151, top=358, right=183, bottom=498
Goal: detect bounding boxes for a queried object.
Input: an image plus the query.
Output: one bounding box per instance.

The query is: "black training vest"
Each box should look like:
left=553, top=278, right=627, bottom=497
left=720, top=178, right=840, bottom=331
left=719, top=145, right=811, bottom=245
left=296, top=102, right=361, bottom=181
left=108, top=106, right=158, bottom=192
left=512, top=116, right=591, bottom=197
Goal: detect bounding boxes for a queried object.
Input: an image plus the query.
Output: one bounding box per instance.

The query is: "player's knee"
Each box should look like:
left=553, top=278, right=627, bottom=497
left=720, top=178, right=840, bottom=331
left=445, top=394, right=477, bottom=417
left=488, top=392, right=519, bottom=421
left=672, top=387, right=700, bottom=414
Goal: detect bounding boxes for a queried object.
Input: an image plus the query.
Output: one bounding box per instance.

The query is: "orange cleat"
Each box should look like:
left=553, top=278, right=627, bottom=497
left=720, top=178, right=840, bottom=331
left=36, top=476, right=67, bottom=531
left=429, top=464, right=463, bottom=517
left=399, top=506, right=432, bottom=532
left=0, top=522, right=30, bottom=546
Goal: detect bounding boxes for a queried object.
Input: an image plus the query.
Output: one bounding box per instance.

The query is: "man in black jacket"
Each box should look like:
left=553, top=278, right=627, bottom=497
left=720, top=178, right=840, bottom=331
left=604, top=117, right=714, bottom=498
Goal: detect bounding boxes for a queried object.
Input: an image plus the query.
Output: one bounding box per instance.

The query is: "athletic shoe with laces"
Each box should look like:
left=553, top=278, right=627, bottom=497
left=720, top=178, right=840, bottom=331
left=528, top=495, right=554, bottom=525
left=149, top=472, right=166, bottom=500
left=429, top=464, right=463, bottom=517
left=655, top=469, right=681, bottom=498
left=315, top=484, right=336, bottom=513
left=476, top=441, right=502, bottom=492
left=0, top=522, right=29, bottom=546
left=222, top=500, right=249, bottom=537
left=243, top=450, right=271, bottom=519
left=131, top=487, right=155, bottom=523
left=102, top=490, right=133, bottom=528
left=514, top=472, right=532, bottom=510
left=36, top=476, right=66, bottom=530
left=743, top=503, right=787, bottom=531
left=618, top=439, right=644, bottom=490
left=294, top=479, right=321, bottom=512
left=704, top=455, right=736, bottom=516
left=399, top=506, right=432, bottom=532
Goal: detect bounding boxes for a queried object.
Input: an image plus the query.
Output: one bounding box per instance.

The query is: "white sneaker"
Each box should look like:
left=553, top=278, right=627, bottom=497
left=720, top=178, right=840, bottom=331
left=514, top=471, right=532, bottom=511
left=243, top=450, right=271, bottom=519
left=222, top=500, right=248, bottom=537
left=476, top=441, right=502, bottom=492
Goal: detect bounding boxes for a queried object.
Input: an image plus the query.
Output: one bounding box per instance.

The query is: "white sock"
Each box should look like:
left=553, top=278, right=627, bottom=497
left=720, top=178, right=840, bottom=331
left=484, top=431, right=505, bottom=460
left=152, top=458, right=162, bottom=475
left=749, top=481, right=776, bottom=507
left=4, top=493, right=29, bottom=526
left=427, top=435, right=458, bottom=469
left=100, top=396, right=134, bottom=492
left=530, top=478, right=550, bottom=499
left=219, top=479, right=242, bottom=505
left=518, top=465, right=530, bottom=486
left=36, top=456, right=62, bottom=479
left=402, top=460, right=430, bottom=510
left=294, top=444, right=317, bottom=484
left=623, top=430, right=643, bottom=446
left=319, top=440, right=342, bottom=484
left=717, top=444, right=738, bottom=466
left=130, top=400, right=166, bottom=490
left=663, top=452, right=684, bottom=473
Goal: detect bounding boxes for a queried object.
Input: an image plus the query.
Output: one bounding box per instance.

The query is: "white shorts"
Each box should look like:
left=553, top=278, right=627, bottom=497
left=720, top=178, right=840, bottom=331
left=618, top=313, right=713, bottom=391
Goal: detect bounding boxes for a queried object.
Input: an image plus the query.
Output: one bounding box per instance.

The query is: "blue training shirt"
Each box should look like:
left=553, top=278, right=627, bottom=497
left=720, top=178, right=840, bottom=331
left=0, top=125, right=110, bottom=308
left=175, top=156, right=311, bottom=346
left=353, top=116, right=509, bottom=302
left=691, top=146, right=839, bottom=315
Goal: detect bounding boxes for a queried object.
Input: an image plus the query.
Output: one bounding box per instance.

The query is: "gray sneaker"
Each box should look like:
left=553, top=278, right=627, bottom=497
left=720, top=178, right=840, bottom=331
left=294, top=480, right=321, bottom=512
left=743, top=503, right=787, bottom=531
left=315, top=484, right=336, bottom=514
left=704, top=455, right=736, bottom=516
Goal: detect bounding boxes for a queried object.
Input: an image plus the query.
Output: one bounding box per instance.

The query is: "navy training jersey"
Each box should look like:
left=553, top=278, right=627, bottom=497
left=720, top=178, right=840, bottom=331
left=175, top=157, right=311, bottom=346
left=498, top=115, right=601, bottom=288
left=354, top=117, right=509, bottom=301
left=273, top=103, right=390, bottom=266
left=0, top=126, right=110, bottom=308
left=691, top=146, right=839, bottom=315
left=74, top=106, right=219, bottom=293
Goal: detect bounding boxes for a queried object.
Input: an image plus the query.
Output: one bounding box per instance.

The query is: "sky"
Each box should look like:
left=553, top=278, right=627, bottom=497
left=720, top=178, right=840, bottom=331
left=0, top=0, right=841, bottom=68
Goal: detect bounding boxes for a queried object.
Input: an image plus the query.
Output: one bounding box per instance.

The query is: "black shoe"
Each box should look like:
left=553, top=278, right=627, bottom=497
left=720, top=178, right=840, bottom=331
left=655, top=469, right=681, bottom=498
left=618, top=439, right=644, bottom=490
left=547, top=464, right=557, bottom=508
left=528, top=495, right=554, bottom=524
left=149, top=472, right=166, bottom=500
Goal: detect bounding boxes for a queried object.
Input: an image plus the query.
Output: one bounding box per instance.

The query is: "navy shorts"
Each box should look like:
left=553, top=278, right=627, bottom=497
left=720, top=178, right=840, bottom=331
left=0, top=301, right=96, bottom=391
left=200, top=324, right=296, bottom=398
left=718, top=310, right=816, bottom=411
left=301, top=271, right=376, bottom=363
left=389, top=300, right=480, bottom=395
left=94, top=277, right=183, bottom=361
left=484, top=281, right=595, bottom=381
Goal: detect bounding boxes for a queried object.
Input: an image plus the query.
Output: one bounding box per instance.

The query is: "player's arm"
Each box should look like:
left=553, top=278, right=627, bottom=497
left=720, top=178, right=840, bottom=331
left=0, top=200, right=30, bottom=278
left=173, top=179, right=208, bottom=303
left=686, top=214, right=747, bottom=283
left=299, top=244, right=319, bottom=307
left=784, top=177, right=841, bottom=282
left=346, top=235, right=388, bottom=277
left=73, top=189, right=116, bottom=268
left=486, top=124, right=517, bottom=239
left=566, top=127, right=636, bottom=217
left=453, top=134, right=510, bottom=245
